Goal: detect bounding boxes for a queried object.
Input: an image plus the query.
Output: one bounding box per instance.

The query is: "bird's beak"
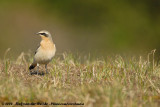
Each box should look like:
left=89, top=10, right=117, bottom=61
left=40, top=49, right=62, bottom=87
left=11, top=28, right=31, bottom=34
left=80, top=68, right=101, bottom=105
left=36, top=33, right=42, bottom=37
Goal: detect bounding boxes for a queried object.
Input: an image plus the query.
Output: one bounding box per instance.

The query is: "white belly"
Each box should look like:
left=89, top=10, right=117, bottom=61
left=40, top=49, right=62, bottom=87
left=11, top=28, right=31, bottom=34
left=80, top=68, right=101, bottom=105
left=34, top=47, right=56, bottom=64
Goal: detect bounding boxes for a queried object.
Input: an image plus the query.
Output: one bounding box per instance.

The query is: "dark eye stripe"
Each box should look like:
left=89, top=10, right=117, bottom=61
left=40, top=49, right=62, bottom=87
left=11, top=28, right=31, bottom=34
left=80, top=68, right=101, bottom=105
left=40, top=33, right=48, bottom=37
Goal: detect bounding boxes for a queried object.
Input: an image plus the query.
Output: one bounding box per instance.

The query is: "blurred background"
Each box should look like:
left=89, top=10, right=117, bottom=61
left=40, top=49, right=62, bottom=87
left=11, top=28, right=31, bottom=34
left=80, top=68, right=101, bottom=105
left=0, top=0, right=160, bottom=58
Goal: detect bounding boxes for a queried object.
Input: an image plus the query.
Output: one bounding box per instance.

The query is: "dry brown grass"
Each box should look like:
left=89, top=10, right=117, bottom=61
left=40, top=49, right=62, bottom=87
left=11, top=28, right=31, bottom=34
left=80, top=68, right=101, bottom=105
left=0, top=52, right=160, bottom=107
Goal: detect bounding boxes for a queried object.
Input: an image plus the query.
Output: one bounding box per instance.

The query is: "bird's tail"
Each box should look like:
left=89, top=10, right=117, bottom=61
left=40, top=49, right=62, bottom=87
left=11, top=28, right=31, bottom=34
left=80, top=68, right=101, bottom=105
left=29, top=63, right=37, bottom=70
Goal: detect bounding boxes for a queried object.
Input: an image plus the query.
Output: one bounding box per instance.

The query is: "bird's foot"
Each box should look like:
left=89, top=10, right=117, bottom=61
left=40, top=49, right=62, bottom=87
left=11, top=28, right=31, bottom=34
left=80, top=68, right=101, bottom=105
left=30, top=71, right=45, bottom=76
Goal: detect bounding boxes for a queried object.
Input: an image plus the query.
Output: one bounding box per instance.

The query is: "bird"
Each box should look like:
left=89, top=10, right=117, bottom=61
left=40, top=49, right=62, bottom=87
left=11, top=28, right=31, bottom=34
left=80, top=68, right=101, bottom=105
left=29, top=30, right=56, bottom=74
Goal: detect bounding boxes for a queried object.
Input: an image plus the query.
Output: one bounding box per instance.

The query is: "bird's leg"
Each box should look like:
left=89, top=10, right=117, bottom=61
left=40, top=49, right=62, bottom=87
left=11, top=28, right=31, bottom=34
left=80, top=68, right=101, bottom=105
left=45, top=64, right=48, bottom=74
left=37, top=63, right=40, bottom=74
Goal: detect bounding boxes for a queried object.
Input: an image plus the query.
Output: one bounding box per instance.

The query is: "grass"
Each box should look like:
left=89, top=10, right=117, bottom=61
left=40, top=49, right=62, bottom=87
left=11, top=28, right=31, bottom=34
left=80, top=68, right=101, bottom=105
left=0, top=51, right=160, bottom=107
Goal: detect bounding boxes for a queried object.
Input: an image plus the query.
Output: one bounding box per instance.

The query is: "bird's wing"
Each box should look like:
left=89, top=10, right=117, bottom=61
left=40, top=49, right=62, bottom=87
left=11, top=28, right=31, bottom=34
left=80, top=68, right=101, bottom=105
left=35, top=44, right=40, bottom=55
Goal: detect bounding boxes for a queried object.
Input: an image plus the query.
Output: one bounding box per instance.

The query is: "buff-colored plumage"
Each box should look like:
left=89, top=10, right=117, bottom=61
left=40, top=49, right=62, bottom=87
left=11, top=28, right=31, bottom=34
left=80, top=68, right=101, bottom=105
left=29, top=30, right=56, bottom=74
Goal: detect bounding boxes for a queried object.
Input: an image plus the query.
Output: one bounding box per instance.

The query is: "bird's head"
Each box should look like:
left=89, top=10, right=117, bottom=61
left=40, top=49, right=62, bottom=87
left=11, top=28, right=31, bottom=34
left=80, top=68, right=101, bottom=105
left=37, top=30, right=52, bottom=41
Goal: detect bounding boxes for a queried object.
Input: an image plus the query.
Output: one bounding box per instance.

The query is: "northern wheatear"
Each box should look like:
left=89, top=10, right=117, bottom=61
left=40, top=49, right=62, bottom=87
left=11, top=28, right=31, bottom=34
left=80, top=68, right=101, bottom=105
left=29, top=30, right=56, bottom=74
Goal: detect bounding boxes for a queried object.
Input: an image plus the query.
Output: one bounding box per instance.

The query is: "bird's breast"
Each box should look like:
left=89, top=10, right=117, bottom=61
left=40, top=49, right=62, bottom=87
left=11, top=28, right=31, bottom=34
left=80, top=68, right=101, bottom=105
left=34, top=40, right=56, bottom=64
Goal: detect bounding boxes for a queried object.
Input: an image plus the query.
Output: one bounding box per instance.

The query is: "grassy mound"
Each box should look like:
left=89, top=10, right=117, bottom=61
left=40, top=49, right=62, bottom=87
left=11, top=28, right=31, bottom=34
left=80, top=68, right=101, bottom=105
left=0, top=52, right=160, bottom=107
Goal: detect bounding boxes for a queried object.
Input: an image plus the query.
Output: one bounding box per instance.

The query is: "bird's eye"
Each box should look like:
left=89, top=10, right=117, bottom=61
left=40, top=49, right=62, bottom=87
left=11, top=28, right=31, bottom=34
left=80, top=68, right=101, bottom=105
left=40, top=33, right=48, bottom=37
